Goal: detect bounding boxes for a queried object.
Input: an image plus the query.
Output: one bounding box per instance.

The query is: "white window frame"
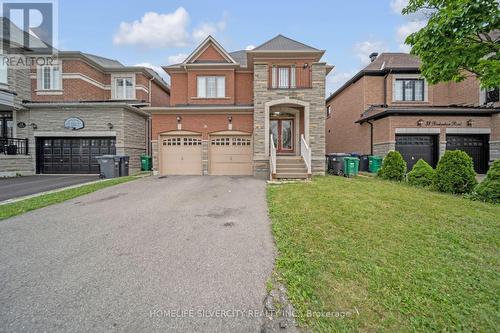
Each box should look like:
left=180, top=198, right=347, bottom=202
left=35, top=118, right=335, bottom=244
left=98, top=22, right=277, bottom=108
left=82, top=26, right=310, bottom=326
left=271, top=66, right=296, bottom=89
left=392, top=74, right=428, bottom=102
left=480, top=86, right=500, bottom=105
left=326, top=105, right=331, bottom=117
left=197, top=76, right=225, bottom=98
left=37, top=63, right=62, bottom=90
left=112, top=74, right=136, bottom=100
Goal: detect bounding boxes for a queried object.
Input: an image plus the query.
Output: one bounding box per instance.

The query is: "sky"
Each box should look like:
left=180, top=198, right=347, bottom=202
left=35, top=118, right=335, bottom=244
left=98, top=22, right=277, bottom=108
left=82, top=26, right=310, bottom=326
left=54, top=0, right=425, bottom=94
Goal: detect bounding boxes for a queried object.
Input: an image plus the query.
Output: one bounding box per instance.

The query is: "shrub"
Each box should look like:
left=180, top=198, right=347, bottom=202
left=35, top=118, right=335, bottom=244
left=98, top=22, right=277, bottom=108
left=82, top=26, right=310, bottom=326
left=472, top=159, right=500, bottom=204
left=378, top=151, right=407, bottom=182
left=407, top=159, right=435, bottom=187
left=433, top=150, right=477, bottom=194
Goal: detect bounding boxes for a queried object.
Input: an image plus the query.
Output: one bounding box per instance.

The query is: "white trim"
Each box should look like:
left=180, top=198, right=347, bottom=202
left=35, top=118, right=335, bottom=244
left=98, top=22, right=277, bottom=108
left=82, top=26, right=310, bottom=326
left=184, top=36, right=238, bottom=65
left=35, top=90, right=64, bottom=95
left=34, top=131, right=117, bottom=137
left=61, top=73, right=111, bottom=90
left=395, top=128, right=441, bottom=134
left=264, top=98, right=310, bottom=156
left=445, top=128, right=491, bottom=134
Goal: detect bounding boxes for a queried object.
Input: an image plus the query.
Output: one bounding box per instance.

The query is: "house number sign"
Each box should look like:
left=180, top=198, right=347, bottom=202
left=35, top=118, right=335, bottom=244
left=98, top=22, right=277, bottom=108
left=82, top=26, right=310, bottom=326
left=64, top=117, right=85, bottom=130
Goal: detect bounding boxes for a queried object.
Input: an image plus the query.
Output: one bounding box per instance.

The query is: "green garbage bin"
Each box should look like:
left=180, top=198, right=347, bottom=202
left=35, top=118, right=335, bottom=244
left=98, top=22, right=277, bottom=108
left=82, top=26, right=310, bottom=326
left=368, top=155, right=382, bottom=173
left=140, top=155, right=152, bottom=171
left=344, top=157, right=359, bottom=177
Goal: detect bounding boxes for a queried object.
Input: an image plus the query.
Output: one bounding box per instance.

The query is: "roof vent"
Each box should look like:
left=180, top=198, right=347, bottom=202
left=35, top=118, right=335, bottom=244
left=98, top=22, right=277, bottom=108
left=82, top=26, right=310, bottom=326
left=369, top=52, right=379, bottom=62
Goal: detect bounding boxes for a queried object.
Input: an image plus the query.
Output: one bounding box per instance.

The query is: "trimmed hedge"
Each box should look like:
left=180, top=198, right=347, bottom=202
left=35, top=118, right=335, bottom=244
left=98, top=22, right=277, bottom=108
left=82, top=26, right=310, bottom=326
left=433, top=150, right=477, bottom=194
left=378, top=151, right=407, bottom=182
left=408, top=159, right=435, bottom=187
left=473, top=159, right=500, bottom=204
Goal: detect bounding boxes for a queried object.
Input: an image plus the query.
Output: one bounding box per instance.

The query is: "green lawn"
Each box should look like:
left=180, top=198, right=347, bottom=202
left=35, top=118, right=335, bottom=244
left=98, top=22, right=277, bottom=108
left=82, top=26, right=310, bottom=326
left=267, top=176, right=500, bottom=332
left=0, top=176, right=138, bottom=221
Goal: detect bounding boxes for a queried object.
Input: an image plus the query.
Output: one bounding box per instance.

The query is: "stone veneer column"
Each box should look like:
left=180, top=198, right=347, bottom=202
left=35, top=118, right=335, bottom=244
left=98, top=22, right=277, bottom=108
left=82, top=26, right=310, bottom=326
left=252, top=63, right=326, bottom=178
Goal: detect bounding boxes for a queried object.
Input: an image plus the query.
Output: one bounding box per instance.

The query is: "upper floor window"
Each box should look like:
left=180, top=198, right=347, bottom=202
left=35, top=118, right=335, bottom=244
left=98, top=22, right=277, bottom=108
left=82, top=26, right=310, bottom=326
left=326, top=106, right=331, bottom=117
left=271, top=66, right=296, bottom=89
left=394, top=79, right=424, bottom=101
left=197, top=76, right=225, bottom=98
left=114, top=77, right=134, bottom=99
left=485, top=87, right=499, bottom=104
left=38, top=65, right=61, bottom=90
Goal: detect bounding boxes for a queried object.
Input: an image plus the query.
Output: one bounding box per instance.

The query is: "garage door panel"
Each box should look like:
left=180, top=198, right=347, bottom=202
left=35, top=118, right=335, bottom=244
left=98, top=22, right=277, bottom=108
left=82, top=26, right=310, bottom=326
left=446, top=135, right=488, bottom=174
left=209, top=136, right=252, bottom=175
left=396, top=135, right=437, bottom=170
left=39, top=137, right=116, bottom=174
left=160, top=136, right=202, bottom=175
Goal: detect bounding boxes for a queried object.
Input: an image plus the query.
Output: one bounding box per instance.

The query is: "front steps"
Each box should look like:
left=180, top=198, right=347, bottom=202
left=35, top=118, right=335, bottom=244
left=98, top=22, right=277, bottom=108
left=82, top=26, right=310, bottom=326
left=273, top=156, right=310, bottom=180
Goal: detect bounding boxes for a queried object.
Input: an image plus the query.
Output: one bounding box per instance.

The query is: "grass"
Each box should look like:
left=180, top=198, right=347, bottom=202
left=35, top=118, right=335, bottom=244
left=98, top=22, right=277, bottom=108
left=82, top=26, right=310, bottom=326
left=267, top=176, right=500, bottom=332
left=0, top=176, right=138, bottom=221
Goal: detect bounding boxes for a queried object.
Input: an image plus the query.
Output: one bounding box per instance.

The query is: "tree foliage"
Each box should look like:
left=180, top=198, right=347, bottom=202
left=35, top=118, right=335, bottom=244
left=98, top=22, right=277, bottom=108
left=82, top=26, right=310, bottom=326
left=403, top=0, right=500, bottom=88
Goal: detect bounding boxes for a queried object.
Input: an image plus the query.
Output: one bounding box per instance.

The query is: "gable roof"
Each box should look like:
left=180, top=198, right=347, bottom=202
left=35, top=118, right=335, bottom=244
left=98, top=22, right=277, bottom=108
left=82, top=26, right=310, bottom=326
left=183, top=35, right=238, bottom=64
left=229, top=50, right=248, bottom=67
left=326, top=53, right=422, bottom=103
left=252, top=34, right=320, bottom=52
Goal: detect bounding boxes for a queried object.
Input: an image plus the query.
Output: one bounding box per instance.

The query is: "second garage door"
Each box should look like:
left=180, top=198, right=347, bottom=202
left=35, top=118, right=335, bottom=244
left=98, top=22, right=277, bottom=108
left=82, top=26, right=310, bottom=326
left=446, top=135, right=489, bottom=174
left=210, top=136, right=253, bottom=175
left=160, top=136, right=202, bottom=175
left=395, top=135, right=438, bottom=170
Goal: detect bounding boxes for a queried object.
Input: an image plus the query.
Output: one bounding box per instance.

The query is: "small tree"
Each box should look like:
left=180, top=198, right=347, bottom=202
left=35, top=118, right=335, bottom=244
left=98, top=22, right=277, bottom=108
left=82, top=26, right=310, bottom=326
left=408, top=159, right=435, bottom=187
left=433, top=150, right=477, bottom=194
left=473, top=159, right=500, bottom=204
left=378, top=151, right=407, bottom=182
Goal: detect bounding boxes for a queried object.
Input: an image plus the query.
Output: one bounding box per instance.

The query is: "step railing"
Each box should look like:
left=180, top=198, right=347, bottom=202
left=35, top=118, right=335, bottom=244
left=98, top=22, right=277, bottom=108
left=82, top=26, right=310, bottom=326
left=270, top=134, right=277, bottom=179
left=300, top=134, right=311, bottom=174
left=0, top=137, right=29, bottom=155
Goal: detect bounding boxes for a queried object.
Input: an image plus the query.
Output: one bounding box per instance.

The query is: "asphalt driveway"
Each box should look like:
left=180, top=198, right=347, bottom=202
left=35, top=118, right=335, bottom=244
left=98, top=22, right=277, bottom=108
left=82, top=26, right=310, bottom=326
left=0, top=175, right=99, bottom=202
left=0, top=176, right=275, bottom=332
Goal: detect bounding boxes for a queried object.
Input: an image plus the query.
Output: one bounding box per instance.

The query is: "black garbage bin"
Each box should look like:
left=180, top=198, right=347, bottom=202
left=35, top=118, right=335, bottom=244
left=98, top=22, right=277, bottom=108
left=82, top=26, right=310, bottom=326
left=117, top=156, right=129, bottom=176
left=326, top=153, right=351, bottom=176
left=96, top=155, right=120, bottom=178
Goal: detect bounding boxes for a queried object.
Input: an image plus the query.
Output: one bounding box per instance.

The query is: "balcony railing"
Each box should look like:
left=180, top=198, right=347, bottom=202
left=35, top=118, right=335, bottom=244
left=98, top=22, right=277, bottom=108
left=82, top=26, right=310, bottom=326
left=0, top=138, right=29, bottom=155
left=268, top=66, right=312, bottom=89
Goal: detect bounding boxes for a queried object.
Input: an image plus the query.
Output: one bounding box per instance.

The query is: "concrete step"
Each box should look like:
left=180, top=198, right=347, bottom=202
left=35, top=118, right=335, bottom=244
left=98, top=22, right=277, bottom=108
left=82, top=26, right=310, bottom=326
left=276, top=159, right=305, bottom=165
left=275, top=173, right=309, bottom=179
left=276, top=167, right=308, bottom=173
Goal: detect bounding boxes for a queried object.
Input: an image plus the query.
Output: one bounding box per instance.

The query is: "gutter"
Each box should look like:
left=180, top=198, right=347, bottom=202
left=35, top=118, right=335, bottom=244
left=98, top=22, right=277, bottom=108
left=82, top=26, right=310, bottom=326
left=367, top=120, right=374, bottom=155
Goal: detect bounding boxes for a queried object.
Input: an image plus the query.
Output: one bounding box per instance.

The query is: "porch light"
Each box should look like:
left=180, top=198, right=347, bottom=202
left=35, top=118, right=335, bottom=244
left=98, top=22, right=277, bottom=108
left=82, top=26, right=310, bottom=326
left=417, top=119, right=424, bottom=127
left=227, top=115, right=232, bottom=123
left=176, top=116, right=182, bottom=123
left=29, top=123, right=38, bottom=129
left=303, top=63, right=309, bottom=68
left=107, top=122, right=114, bottom=129
left=467, top=119, right=474, bottom=127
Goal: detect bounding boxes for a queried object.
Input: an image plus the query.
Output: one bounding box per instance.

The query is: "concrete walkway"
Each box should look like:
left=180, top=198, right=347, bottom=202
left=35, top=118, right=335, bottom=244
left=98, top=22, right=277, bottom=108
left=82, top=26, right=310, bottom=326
left=0, top=176, right=275, bottom=332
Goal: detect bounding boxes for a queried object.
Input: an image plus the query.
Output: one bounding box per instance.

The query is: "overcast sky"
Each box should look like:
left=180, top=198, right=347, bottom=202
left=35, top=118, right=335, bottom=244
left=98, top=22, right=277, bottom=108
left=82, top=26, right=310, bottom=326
left=55, top=0, right=424, bottom=94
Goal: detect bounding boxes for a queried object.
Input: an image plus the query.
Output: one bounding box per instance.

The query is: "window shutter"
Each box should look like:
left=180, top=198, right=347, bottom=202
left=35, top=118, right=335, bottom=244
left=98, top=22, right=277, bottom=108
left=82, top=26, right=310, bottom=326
left=216, top=76, right=225, bottom=98
left=197, top=77, right=206, bottom=98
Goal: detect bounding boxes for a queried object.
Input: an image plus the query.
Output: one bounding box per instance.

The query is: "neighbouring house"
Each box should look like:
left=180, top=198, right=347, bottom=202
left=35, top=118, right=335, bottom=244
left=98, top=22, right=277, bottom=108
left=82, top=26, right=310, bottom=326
left=0, top=20, right=170, bottom=176
left=147, top=35, right=332, bottom=179
left=325, top=52, right=500, bottom=173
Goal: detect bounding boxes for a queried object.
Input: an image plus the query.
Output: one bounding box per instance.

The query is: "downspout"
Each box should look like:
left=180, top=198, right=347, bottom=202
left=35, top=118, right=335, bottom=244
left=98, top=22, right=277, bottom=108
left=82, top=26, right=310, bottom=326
left=367, top=120, right=374, bottom=156
left=383, top=69, right=392, bottom=106
left=147, top=77, right=154, bottom=156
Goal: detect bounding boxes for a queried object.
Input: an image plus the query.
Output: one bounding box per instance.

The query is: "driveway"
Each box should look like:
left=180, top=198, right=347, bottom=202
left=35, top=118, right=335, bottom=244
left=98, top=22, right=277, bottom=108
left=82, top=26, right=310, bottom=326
left=0, top=176, right=275, bottom=332
left=0, top=175, right=99, bottom=202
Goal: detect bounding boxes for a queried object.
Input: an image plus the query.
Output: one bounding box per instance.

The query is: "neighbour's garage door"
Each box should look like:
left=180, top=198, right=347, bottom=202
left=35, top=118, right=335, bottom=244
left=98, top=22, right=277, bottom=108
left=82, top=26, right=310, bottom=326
left=446, top=135, right=489, bottom=174
left=38, top=137, right=116, bottom=174
left=395, top=135, right=438, bottom=170
left=160, top=136, right=202, bottom=175
left=209, top=136, right=252, bottom=175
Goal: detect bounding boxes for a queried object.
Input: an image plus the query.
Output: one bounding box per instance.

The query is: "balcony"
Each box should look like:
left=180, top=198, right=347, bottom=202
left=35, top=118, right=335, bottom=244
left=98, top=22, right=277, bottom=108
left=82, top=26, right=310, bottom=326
left=0, top=137, right=29, bottom=155
left=268, top=66, right=312, bottom=89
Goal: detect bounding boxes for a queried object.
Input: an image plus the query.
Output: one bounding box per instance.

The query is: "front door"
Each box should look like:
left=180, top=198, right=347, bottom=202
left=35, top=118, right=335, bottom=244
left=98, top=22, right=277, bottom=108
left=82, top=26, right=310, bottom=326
left=270, top=119, right=294, bottom=153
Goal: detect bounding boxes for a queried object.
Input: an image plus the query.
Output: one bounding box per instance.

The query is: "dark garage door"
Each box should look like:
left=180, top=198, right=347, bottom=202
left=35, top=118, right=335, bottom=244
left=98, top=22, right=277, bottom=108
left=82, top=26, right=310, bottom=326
left=38, top=137, right=116, bottom=174
left=446, top=135, right=489, bottom=174
left=396, top=135, right=438, bottom=170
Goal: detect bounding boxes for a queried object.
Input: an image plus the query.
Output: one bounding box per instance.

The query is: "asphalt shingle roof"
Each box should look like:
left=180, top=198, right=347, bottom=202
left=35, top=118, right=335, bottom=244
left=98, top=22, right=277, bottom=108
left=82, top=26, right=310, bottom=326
left=83, top=53, right=123, bottom=68
left=364, top=53, right=421, bottom=71
left=253, top=34, right=320, bottom=51
left=229, top=50, right=247, bottom=67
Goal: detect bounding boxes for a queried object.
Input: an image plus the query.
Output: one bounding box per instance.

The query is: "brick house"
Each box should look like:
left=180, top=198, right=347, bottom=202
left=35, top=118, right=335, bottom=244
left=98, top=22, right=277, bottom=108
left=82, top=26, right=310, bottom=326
left=325, top=52, right=500, bottom=173
left=148, top=35, right=332, bottom=179
left=0, top=21, right=170, bottom=177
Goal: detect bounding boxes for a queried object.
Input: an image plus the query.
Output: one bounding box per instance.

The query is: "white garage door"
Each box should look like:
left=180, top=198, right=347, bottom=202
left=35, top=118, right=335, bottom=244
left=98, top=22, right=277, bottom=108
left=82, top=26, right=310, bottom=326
left=209, top=136, right=252, bottom=175
left=160, top=136, right=202, bottom=175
